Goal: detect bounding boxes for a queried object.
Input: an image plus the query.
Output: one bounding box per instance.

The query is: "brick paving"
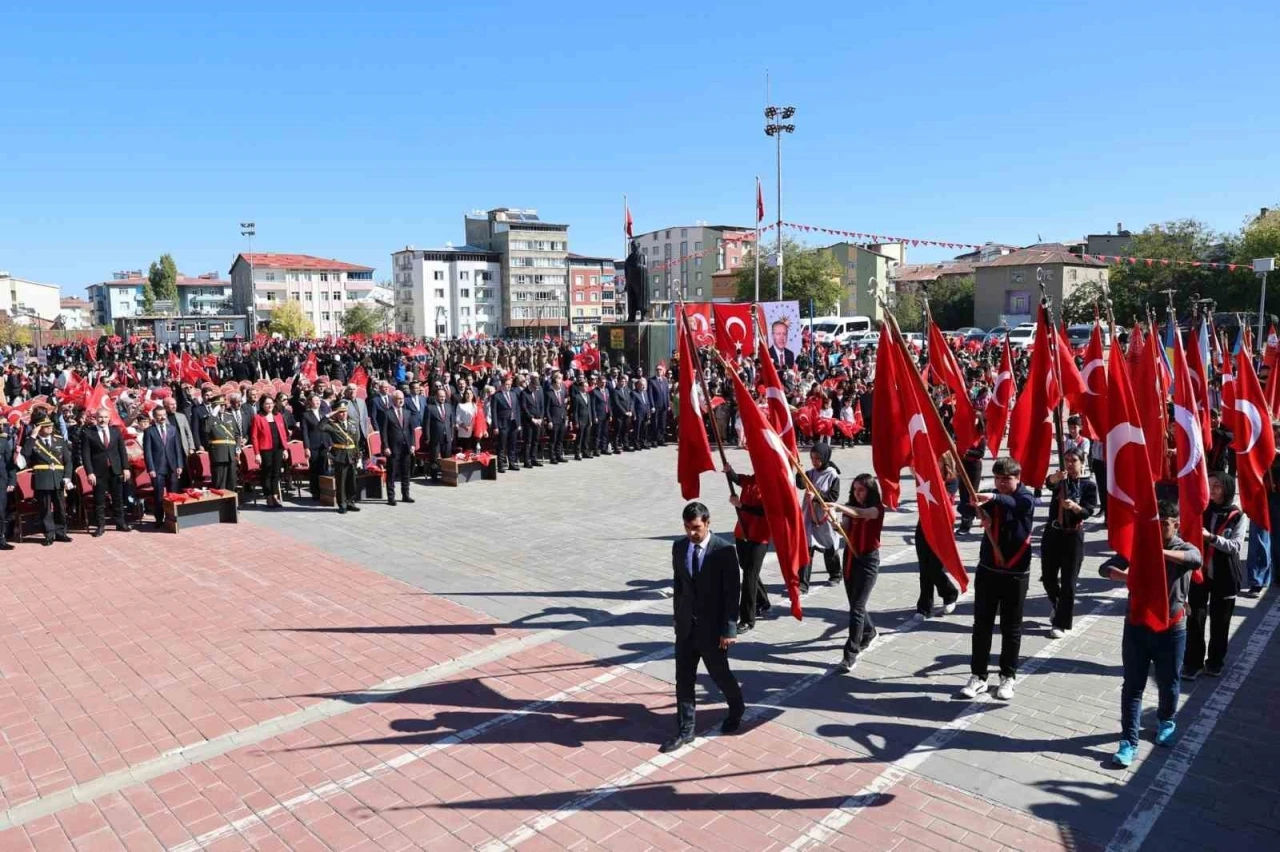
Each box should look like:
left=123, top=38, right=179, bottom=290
left=1, top=444, right=1277, bottom=850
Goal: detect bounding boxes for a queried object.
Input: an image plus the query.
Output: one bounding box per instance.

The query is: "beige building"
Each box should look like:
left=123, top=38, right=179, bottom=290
left=465, top=208, right=569, bottom=337
left=1, top=271, right=61, bottom=325
left=817, top=242, right=903, bottom=319
left=229, top=253, right=376, bottom=336
left=57, top=297, right=94, bottom=330
left=629, top=224, right=754, bottom=316
left=973, top=244, right=1108, bottom=328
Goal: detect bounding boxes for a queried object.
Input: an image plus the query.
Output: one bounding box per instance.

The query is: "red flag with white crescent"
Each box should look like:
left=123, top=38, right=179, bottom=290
left=872, top=321, right=909, bottom=509
left=756, top=337, right=798, bottom=460
left=984, top=336, right=1014, bottom=458
left=1171, top=322, right=1209, bottom=558
left=675, top=316, right=715, bottom=499
left=712, top=303, right=753, bottom=361
left=1231, top=349, right=1276, bottom=532
left=682, top=303, right=715, bottom=348
left=1006, top=304, right=1059, bottom=489
left=1076, top=322, right=1108, bottom=443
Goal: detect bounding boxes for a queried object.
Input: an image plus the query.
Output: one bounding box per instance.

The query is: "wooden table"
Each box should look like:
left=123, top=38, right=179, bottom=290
left=439, top=457, right=498, bottom=487
left=163, top=491, right=238, bottom=533
left=317, top=471, right=385, bottom=506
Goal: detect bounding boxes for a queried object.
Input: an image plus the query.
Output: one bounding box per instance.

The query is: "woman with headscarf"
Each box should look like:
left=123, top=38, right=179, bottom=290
left=1184, top=471, right=1246, bottom=679
left=796, top=442, right=841, bottom=594
left=828, top=473, right=885, bottom=673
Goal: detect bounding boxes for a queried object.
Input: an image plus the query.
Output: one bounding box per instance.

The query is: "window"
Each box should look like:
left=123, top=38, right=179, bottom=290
left=1005, top=290, right=1031, bottom=314
left=461, top=307, right=471, bottom=316
left=590, top=292, right=599, bottom=302
left=681, top=241, right=687, bottom=257
left=1068, top=268, right=1078, bottom=282
left=460, top=288, right=470, bottom=298
left=665, top=230, right=671, bottom=238
left=653, top=289, right=661, bottom=299
left=575, top=275, right=584, bottom=286
left=320, top=273, right=329, bottom=282
left=291, top=293, right=300, bottom=301
left=321, top=291, right=329, bottom=301
left=304, top=292, right=313, bottom=301
left=590, top=276, right=598, bottom=286
left=264, top=272, right=276, bottom=282
left=333, top=291, right=342, bottom=301
left=576, top=308, right=584, bottom=317
left=265, top=292, right=277, bottom=302
left=321, top=312, right=330, bottom=321
left=681, top=228, right=687, bottom=237
left=434, top=288, right=445, bottom=298
left=304, top=273, right=313, bottom=282
left=695, top=287, right=703, bottom=297
left=460, top=271, right=470, bottom=280
left=695, top=271, right=703, bottom=282
left=433, top=270, right=445, bottom=280
left=652, top=233, right=657, bottom=241
left=694, top=241, right=702, bottom=252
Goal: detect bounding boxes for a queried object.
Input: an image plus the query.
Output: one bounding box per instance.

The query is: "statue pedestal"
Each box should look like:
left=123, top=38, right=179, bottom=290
left=598, top=322, right=674, bottom=376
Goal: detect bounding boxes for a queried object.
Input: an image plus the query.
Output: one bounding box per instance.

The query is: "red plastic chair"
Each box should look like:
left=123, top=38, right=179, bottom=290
left=74, top=466, right=93, bottom=530
left=367, top=431, right=382, bottom=457
left=12, top=470, right=37, bottom=539
left=286, top=441, right=308, bottom=497
left=240, top=447, right=261, bottom=504
left=131, top=470, right=154, bottom=522
left=188, top=451, right=212, bottom=487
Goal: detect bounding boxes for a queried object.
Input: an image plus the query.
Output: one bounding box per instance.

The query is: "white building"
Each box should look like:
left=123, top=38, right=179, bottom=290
left=87, top=271, right=147, bottom=326
left=1, top=271, right=61, bottom=325
left=229, top=253, right=376, bottom=337
left=57, top=297, right=94, bottom=330
left=390, top=246, right=502, bottom=338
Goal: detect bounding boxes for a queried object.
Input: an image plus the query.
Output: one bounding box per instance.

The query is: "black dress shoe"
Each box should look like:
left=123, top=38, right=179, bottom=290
left=659, top=734, right=695, bottom=753
left=337, top=506, right=347, bottom=514
left=387, top=499, right=397, bottom=506
left=402, top=496, right=415, bottom=504
left=56, top=534, right=73, bottom=543
left=509, top=465, right=520, bottom=471
left=0, top=541, right=13, bottom=551
left=43, top=538, right=54, bottom=547
left=92, top=528, right=105, bottom=538
left=532, top=461, right=544, bottom=467
left=347, top=505, right=361, bottom=512
left=737, top=622, right=754, bottom=634
left=117, top=524, right=132, bottom=532
left=720, top=715, right=743, bottom=735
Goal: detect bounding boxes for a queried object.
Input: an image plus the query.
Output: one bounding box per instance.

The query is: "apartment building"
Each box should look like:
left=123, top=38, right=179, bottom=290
left=57, top=297, right=93, bottom=330
left=390, top=246, right=502, bottom=338
left=567, top=254, right=610, bottom=336
left=627, top=224, right=754, bottom=316
left=464, top=208, right=569, bottom=336
left=229, top=253, right=375, bottom=336
left=1, top=271, right=60, bottom=324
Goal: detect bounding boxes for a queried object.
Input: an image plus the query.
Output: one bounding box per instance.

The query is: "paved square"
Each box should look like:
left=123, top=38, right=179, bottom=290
left=1, top=444, right=1276, bottom=851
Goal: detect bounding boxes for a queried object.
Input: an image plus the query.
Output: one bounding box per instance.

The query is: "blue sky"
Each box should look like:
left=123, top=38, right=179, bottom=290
left=3, top=0, right=1278, bottom=296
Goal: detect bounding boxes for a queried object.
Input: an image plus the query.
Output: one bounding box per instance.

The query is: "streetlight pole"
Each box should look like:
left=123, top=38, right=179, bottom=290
left=764, top=100, right=795, bottom=303
left=240, top=221, right=255, bottom=334
left=1255, top=258, right=1276, bottom=355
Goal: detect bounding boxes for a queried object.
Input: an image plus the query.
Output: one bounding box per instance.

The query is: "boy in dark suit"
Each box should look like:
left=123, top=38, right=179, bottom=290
left=663, top=502, right=746, bottom=753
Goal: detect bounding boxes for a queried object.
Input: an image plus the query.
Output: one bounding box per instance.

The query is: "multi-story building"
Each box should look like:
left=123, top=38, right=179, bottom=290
left=464, top=208, right=569, bottom=337
left=229, top=253, right=375, bottom=336
left=1084, top=222, right=1134, bottom=258
left=1, top=271, right=60, bottom=324
left=973, top=243, right=1108, bottom=328
left=566, top=254, right=611, bottom=337
left=890, top=260, right=975, bottom=297
left=57, top=297, right=93, bottom=330
left=390, top=245, right=502, bottom=338
left=818, top=242, right=904, bottom=319
left=176, top=273, right=233, bottom=316
left=600, top=262, right=619, bottom=324
left=86, top=271, right=146, bottom=326
left=628, top=224, right=754, bottom=316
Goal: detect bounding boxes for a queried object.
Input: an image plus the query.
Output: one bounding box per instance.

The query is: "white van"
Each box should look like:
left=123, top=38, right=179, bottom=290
left=809, top=315, right=873, bottom=344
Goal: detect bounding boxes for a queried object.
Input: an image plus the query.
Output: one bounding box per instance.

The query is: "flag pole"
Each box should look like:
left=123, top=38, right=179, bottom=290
left=676, top=296, right=735, bottom=497
left=1037, top=276, right=1068, bottom=476
left=754, top=177, right=761, bottom=304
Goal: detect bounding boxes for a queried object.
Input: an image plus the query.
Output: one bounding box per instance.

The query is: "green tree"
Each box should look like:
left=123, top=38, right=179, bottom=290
left=147, top=253, right=179, bottom=308
left=892, top=289, right=924, bottom=333
left=1237, top=205, right=1280, bottom=267
left=269, top=300, right=315, bottom=339
left=733, top=238, right=843, bottom=316
left=141, top=281, right=156, bottom=314
left=922, top=276, right=974, bottom=330
left=341, top=302, right=391, bottom=336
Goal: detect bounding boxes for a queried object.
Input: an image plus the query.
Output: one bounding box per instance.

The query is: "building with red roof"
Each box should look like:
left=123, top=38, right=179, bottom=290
left=229, top=252, right=376, bottom=336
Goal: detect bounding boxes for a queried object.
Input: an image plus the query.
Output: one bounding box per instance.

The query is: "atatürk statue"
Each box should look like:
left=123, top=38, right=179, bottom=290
left=623, top=239, right=649, bottom=321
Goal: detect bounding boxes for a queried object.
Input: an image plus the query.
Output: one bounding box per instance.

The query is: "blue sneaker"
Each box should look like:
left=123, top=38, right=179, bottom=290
left=1155, top=720, right=1177, bottom=747
left=1113, top=742, right=1137, bottom=767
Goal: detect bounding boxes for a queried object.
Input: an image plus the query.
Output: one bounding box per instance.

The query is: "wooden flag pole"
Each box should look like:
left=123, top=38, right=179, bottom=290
left=675, top=296, right=735, bottom=497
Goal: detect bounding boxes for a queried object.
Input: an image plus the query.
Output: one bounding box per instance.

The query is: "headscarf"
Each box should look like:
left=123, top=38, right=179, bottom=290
left=1206, top=471, right=1236, bottom=512
left=811, top=441, right=841, bottom=474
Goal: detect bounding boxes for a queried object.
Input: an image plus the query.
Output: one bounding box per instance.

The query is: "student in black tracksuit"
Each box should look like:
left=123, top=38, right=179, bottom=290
left=958, top=456, right=1035, bottom=702
left=1184, top=471, right=1247, bottom=679
left=1040, top=448, right=1099, bottom=638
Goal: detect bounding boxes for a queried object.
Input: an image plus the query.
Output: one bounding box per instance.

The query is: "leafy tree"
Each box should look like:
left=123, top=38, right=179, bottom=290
left=923, top=275, right=974, bottom=330
left=147, top=253, right=179, bottom=307
left=269, top=300, right=315, bottom=339
left=734, top=238, right=843, bottom=316
left=141, top=281, right=156, bottom=314
left=341, top=302, right=391, bottom=336
left=0, top=315, right=33, bottom=347
left=1237, top=205, right=1280, bottom=267
left=892, top=289, right=924, bottom=333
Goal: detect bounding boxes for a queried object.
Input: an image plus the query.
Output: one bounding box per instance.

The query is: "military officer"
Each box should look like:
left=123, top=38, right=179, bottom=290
left=23, top=413, right=74, bottom=546
left=202, top=391, right=242, bottom=492
left=322, top=402, right=362, bottom=514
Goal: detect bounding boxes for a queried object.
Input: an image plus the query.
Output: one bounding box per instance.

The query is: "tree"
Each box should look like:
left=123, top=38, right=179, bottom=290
left=269, top=300, right=315, bottom=339
left=1237, top=205, right=1280, bottom=267
left=892, top=289, right=924, bottom=333
left=733, top=238, right=843, bottom=316
left=0, top=315, right=33, bottom=347
left=923, top=275, right=974, bottom=330
left=341, top=302, right=391, bottom=336
left=147, top=253, right=179, bottom=308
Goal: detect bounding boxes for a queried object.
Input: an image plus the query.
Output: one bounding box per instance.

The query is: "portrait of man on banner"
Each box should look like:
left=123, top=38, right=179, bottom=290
left=759, top=300, right=801, bottom=372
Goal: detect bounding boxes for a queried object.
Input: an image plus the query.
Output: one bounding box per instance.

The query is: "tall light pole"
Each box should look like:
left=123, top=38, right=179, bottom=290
left=764, top=103, right=795, bottom=302
left=1256, top=257, right=1276, bottom=355
left=240, top=221, right=256, bottom=334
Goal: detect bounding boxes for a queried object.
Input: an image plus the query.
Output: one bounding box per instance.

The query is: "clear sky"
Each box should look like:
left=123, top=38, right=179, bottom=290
left=3, top=0, right=1278, bottom=296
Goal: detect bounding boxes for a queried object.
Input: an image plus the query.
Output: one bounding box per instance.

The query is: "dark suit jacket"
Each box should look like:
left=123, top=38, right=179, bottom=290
left=671, top=534, right=740, bottom=645
left=81, top=425, right=128, bottom=478
left=649, top=377, right=671, bottom=410
left=546, top=386, right=568, bottom=424
left=492, top=389, right=519, bottom=426
left=519, top=386, right=545, bottom=420
left=769, top=345, right=796, bottom=370
left=572, top=390, right=594, bottom=426
left=370, top=394, right=394, bottom=432
left=301, top=410, right=329, bottom=451
left=423, top=401, right=455, bottom=445
left=143, top=424, right=184, bottom=476
left=379, top=406, right=415, bottom=455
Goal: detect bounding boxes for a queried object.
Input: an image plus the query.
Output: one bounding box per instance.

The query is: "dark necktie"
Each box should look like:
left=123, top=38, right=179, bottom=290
left=692, top=543, right=703, bottom=576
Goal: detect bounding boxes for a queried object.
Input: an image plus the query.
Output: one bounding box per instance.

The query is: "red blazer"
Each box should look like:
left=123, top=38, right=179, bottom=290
left=250, top=413, right=288, bottom=450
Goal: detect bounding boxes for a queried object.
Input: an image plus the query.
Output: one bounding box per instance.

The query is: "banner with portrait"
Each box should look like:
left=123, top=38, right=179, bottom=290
left=757, top=300, right=801, bottom=372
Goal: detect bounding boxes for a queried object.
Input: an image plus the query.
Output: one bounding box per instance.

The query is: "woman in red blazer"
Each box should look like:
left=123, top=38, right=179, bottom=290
left=251, top=396, right=289, bottom=507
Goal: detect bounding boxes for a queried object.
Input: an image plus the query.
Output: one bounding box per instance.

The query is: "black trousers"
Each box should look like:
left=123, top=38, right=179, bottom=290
left=427, top=437, right=452, bottom=477
left=843, top=552, right=880, bottom=664
left=92, top=472, right=126, bottom=528
left=916, top=528, right=958, bottom=614
left=595, top=416, right=610, bottom=452
left=613, top=415, right=633, bottom=450
left=549, top=420, right=566, bottom=460
left=258, top=449, right=283, bottom=501
left=497, top=423, right=519, bottom=466
left=632, top=414, right=651, bottom=448
left=211, top=460, right=237, bottom=491
left=308, top=447, right=329, bottom=494
left=674, top=631, right=744, bottom=736
left=1090, top=459, right=1108, bottom=516
left=1041, top=527, right=1085, bottom=630
left=153, top=470, right=181, bottom=520
left=735, top=538, right=769, bottom=626
left=0, top=486, right=8, bottom=543
left=1185, top=582, right=1236, bottom=672
left=799, top=545, right=841, bottom=591
left=522, top=420, right=544, bottom=465
left=37, top=489, right=68, bottom=538
left=958, top=458, right=983, bottom=524
left=332, top=463, right=356, bottom=509
left=971, top=568, right=1029, bottom=679
left=653, top=408, right=669, bottom=445
left=387, top=449, right=411, bottom=497
left=575, top=421, right=593, bottom=458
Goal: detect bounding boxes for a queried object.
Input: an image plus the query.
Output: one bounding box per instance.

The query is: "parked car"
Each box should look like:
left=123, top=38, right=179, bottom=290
left=1007, top=324, right=1037, bottom=349
left=954, top=326, right=984, bottom=337
left=1066, top=323, right=1112, bottom=349
left=983, top=325, right=1011, bottom=345
left=964, top=329, right=988, bottom=346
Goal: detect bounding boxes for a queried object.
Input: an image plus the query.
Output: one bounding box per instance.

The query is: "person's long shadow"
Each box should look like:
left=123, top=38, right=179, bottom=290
left=814, top=717, right=1115, bottom=766
left=912, top=652, right=1122, bottom=680
left=432, top=578, right=670, bottom=602
left=262, top=604, right=672, bottom=638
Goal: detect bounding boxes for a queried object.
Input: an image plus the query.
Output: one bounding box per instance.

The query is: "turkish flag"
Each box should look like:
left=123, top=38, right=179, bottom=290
left=927, top=319, right=976, bottom=455
left=84, top=383, right=125, bottom=429
left=350, top=365, right=369, bottom=400
left=472, top=391, right=489, bottom=439
left=1055, top=323, right=1091, bottom=439
left=984, top=336, right=1015, bottom=458
left=682, top=303, right=715, bottom=348
left=897, top=342, right=968, bottom=592
left=1185, top=319, right=1212, bottom=449
left=1171, top=324, right=1209, bottom=558
left=756, top=337, right=798, bottom=460
left=167, top=351, right=181, bottom=379
left=181, top=352, right=212, bottom=386
left=1127, top=324, right=1165, bottom=479
left=625, top=203, right=633, bottom=239
left=571, top=343, right=600, bottom=373
left=726, top=366, right=805, bottom=619
left=755, top=177, right=765, bottom=223
left=872, top=321, right=910, bottom=509
left=1007, top=304, right=1060, bottom=490
left=1231, top=349, right=1276, bottom=532
left=300, top=351, right=319, bottom=383
left=1104, top=336, right=1169, bottom=631
left=1076, top=322, right=1107, bottom=443
left=712, top=304, right=753, bottom=361
left=1262, top=324, right=1280, bottom=419
left=676, top=316, right=715, bottom=499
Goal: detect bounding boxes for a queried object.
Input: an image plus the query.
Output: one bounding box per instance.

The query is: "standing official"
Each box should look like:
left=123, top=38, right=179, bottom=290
left=591, top=375, right=611, bottom=457
left=24, top=413, right=74, bottom=545
left=202, top=391, right=241, bottom=492
left=143, top=407, right=185, bottom=524
left=423, top=387, right=455, bottom=481
left=571, top=378, right=594, bottom=461
left=322, top=403, right=361, bottom=513
left=545, top=372, right=568, bottom=464
left=519, top=375, right=546, bottom=468
left=0, top=424, right=15, bottom=549
left=1041, top=449, right=1099, bottom=638
left=80, top=407, right=131, bottom=536
left=492, top=376, right=521, bottom=472
left=301, top=394, right=330, bottom=497
left=649, top=363, right=671, bottom=446
left=379, top=391, right=415, bottom=504
left=632, top=377, right=653, bottom=450
left=663, top=502, right=745, bottom=753
left=610, top=374, right=634, bottom=452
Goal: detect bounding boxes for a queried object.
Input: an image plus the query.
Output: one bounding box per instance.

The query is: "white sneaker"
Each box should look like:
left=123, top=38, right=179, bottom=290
left=943, top=601, right=957, bottom=615
left=1049, top=628, right=1065, bottom=639
left=958, top=676, right=988, bottom=699
left=995, top=676, right=1016, bottom=700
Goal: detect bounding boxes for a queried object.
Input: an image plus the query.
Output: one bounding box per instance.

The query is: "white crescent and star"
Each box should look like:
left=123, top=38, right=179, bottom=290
left=1105, top=422, right=1147, bottom=506
left=1173, top=403, right=1205, bottom=477
left=916, top=475, right=937, bottom=505
left=907, top=413, right=927, bottom=444
left=991, top=371, right=1012, bottom=407
left=1234, top=398, right=1263, bottom=454
left=762, top=426, right=792, bottom=469
left=725, top=316, right=748, bottom=341
left=1082, top=359, right=1104, bottom=396
left=765, top=386, right=794, bottom=437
